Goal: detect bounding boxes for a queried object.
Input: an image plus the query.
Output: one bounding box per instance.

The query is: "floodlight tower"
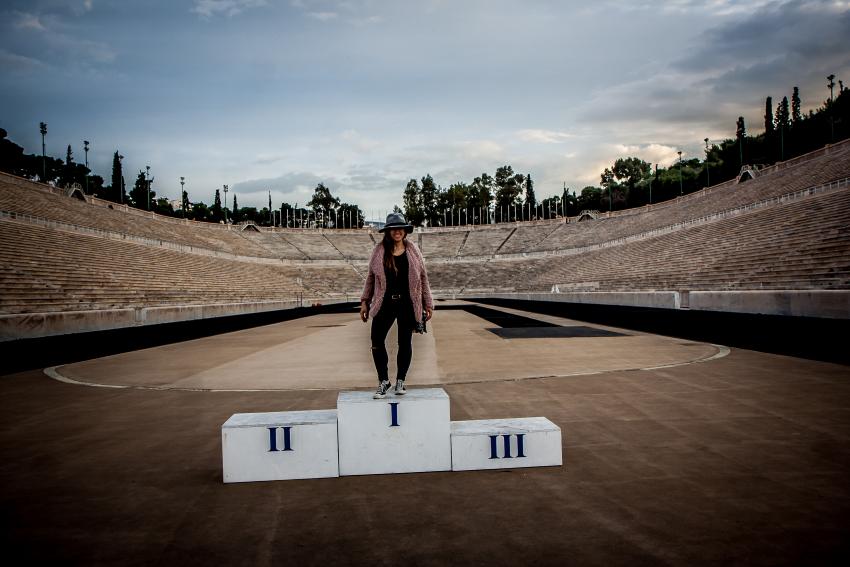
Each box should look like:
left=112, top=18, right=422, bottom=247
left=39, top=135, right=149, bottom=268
left=223, top=185, right=229, bottom=223
left=145, top=165, right=151, bottom=210
left=180, top=177, right=186, bottom=218
left=678, top=151, right=683, bottom=196
left=39, top=122, right=47, bottom=182
left=83, top=140, right=90, bottom=195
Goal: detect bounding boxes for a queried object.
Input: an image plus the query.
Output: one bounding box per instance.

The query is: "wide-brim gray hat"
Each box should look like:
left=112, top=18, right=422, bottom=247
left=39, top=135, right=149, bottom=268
left=379, top=212, right=414, bottom=233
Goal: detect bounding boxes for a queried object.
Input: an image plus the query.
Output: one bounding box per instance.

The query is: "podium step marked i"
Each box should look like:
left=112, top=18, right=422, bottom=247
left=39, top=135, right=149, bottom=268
left=221, top=387, right=563, bottom=482
left=337, top=388, right=452, bottom=476
left=222, top=410, right=339, bottom=483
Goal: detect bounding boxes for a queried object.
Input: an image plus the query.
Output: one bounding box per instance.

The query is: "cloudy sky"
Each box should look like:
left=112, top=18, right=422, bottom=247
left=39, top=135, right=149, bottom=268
left=2, top=0, right=849, bottom=219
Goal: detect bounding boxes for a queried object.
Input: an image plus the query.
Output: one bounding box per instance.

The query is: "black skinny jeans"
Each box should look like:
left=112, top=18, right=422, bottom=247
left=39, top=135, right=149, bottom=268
left=370, top=296, right=415, bottom=384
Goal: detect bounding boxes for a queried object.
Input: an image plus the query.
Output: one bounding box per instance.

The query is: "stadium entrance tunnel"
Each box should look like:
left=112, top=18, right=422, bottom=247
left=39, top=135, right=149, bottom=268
left=470, top=297, right=850, bottom=365
left=0, top=302, right=357, bottom=375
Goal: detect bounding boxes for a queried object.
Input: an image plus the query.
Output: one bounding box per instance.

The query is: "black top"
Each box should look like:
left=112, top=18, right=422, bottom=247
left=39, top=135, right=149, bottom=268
left=385, top=250, right=409, bottom=299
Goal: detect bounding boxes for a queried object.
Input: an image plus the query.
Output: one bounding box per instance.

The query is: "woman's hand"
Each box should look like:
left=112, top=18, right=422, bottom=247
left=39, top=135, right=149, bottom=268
left=425, top=307, right=433, bottom=322
left=360, top=302, right=369, bottom=322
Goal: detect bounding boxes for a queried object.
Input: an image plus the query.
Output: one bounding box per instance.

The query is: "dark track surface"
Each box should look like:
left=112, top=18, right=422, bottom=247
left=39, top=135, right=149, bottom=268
left=2, top=346, right=849, bottom=566
left=488, top=326, right=626, bottom=338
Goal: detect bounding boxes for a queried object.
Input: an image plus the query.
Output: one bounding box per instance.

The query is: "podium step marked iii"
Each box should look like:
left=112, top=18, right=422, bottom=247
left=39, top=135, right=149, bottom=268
left=221, top=388, right=563, bottom=482
left=222, top=410, right=339, bottom=483
left=337, top=388, right=452, bottom=476
left=450, top=417, right=562, bottom=471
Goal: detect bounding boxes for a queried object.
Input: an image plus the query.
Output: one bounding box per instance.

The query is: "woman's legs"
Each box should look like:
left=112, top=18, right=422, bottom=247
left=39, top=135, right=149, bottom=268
left=370, top=307, right=394, bottom=383
left=395, top=305, right=415, bottom=382
left=370, top=300, right=416, bottom=384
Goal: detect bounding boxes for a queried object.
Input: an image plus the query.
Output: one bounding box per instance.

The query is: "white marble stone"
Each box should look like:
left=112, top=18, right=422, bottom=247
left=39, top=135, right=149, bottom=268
left=450, top=417, right=562, bottom=471
left=337, top=388, right=451, bottom=476
left=222, top=409, right=339, bottom=483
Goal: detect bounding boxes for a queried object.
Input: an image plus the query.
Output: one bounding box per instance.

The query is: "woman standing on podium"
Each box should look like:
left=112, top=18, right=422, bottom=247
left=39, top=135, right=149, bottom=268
left=360, top=212, right=434, bottom=399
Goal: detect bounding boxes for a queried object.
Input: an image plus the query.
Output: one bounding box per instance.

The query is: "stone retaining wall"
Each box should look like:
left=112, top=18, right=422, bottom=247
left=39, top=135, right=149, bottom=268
left=467, top=290, right=850, bottom=319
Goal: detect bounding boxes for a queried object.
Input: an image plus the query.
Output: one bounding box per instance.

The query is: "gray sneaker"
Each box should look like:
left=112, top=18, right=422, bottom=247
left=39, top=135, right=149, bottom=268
left=394, top=379, right=406, bottom=395
left=373, top=380, right=391, bottom=399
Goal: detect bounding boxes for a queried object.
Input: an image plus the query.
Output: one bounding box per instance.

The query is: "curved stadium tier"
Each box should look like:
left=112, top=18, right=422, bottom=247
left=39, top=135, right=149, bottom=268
left=1, top=140, right=848, bottom=340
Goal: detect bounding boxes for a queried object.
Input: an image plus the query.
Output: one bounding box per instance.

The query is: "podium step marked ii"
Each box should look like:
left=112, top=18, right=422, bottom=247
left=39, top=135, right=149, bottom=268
left=222, top=388, right=562, bottom=482
left=222, top=410, right=339, bottom=483
left=337, top=388, right=451, bottom=476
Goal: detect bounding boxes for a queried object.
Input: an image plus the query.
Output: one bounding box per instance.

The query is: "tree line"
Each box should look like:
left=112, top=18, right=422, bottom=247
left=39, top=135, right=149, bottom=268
left=2, top=77, right=847, bottom=228
left=400, top=81, right=849, bottom=224
left=0, top=129, right=363, bottom=228
left=402, top=167, right=573, bottom=226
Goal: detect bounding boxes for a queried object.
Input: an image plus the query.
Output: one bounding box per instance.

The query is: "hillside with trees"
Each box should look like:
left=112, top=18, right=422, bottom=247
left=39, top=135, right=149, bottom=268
left=2, top=78, right=847, bottom=229
left=401, top=82, right=849, bottom=225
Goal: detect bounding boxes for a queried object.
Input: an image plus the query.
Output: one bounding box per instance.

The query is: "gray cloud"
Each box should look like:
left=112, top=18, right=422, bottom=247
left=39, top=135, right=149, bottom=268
left=4, top=0, right=849, bottom=216
left=579, top=0, right=850, bottom=140
left=676, top=1, right=850, bottom=73
left=191, top=0, right=268, bottom=18
left=0, top=49, right=46, bottom=71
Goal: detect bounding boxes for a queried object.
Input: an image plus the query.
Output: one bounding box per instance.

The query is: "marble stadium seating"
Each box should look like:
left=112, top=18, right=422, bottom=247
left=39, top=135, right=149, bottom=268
left=1, top=139, right=848, bottom=338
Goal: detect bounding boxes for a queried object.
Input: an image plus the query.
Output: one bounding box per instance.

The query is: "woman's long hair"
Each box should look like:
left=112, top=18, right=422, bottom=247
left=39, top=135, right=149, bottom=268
left=382, top=231, right=405, bottom=274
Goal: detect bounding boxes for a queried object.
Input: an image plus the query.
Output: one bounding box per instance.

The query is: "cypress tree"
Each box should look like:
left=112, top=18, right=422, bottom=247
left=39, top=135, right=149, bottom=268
left=110, top=151, right=122, bottom=203
left=764, top=97, right=774, bottom=134
left=791, top=86, right=802, bottom=125
left=212, top=188, right=222, bottom=221
left=525, top=173, right=536, bottom=209
left=420, top=174, right=439, bottom=227
left=775, top=96, right=790, bottom=161
left=775, top=96, right=790, bottom=130
left=61, top=144, right=74, bottom=187
left=562, top=187, right=569, bottom=217
left=403, top=178, right=423, bottom=225
left=736, top=116, right=746, bottom=168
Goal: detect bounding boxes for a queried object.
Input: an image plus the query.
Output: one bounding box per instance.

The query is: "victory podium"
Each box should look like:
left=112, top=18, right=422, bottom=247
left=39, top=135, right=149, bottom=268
left=222, top=388, right=562, bottom=482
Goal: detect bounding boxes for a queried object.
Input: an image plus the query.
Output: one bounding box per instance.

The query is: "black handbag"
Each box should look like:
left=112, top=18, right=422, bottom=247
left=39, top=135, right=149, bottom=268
left=415, top=310, right=428, bottom=334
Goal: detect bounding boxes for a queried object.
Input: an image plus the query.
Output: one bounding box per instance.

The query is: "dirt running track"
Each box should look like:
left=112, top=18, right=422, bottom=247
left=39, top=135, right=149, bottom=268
left=1, top=306, right=849, bottom=566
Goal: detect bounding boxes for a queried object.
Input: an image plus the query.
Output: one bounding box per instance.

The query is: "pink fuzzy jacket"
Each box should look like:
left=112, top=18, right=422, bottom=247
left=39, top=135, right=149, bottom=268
left=360, top=239, right=434, bottom=323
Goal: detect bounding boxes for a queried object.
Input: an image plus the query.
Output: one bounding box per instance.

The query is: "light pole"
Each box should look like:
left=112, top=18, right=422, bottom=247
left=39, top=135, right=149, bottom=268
left=648, top=163, right=653, bottom=205
left=118, top=154, right=124, bottom=204
left=678, top=151, right=683, bottom=196
left=83, top=140, right=90, bottom=195
left=180, top=177, right=186, bottom=218
left=39, top=122, right=47, bottom=182
left=704, top=138, right=710, bottom=188
left=222, top=185, right=229, bottom=223
left=145, top=165, right=151, bottom=210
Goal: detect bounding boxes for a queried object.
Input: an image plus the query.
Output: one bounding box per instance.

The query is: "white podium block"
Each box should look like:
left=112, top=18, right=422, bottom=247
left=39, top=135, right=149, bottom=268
left=337, top=389, right=451, bottom=476
left=222, top=410, right=339, bottom=483
left=450, top=417, right=562, bottom=471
